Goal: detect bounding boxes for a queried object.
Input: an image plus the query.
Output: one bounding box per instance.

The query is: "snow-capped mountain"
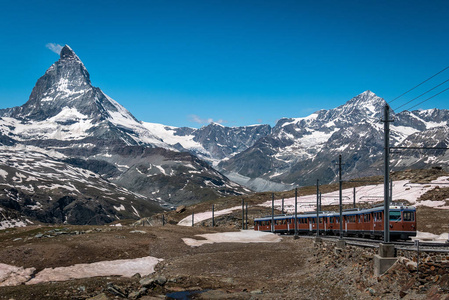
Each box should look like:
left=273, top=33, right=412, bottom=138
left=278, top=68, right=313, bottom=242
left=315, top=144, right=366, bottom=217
left=0, top=45, right=249, bottom=225
left=219, top=91, right=449, bottom=190
left=140, top=122, right=272, bottom=164
left=1, top=45, right=448, bottom=226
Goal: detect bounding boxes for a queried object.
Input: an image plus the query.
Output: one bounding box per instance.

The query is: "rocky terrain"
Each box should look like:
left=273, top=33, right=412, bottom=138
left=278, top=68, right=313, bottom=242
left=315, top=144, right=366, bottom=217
left=1, top=223, right=449, bottom=299
left=1, top=169, right=449, bottom=299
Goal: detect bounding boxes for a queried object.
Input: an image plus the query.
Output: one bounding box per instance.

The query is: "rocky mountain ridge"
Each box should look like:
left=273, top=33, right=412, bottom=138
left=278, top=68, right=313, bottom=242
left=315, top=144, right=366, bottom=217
left=1, top=45, right=448, bottom=226
left=0, top=45, right=250, bottom=225
left=219, top=91, right=449, bottom=189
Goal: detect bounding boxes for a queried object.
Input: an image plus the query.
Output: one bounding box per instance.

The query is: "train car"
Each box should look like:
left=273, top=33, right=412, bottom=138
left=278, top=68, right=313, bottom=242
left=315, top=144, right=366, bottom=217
left=254, top=203, right=416, bottom=240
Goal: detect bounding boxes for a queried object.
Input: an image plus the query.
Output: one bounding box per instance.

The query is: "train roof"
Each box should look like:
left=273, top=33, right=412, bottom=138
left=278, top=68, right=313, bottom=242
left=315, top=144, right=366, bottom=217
left=254, top=204, right=415, bottom=221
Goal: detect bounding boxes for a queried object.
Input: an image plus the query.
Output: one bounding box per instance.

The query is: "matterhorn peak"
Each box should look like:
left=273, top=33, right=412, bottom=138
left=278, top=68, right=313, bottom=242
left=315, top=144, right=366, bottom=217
left=60, top=45, right=79, bottom=60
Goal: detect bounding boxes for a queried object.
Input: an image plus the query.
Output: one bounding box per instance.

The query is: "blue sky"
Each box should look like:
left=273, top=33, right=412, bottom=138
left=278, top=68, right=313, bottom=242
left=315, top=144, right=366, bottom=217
left=1, top=0, right=448, bottom=128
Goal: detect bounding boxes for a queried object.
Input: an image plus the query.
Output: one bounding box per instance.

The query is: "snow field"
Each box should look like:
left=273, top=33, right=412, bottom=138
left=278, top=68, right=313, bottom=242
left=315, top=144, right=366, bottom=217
left=177, top=206, right=241, bottom=226
left=182, top=230, right=282, bottom=247
left=0, top=256, right=163, bottom=286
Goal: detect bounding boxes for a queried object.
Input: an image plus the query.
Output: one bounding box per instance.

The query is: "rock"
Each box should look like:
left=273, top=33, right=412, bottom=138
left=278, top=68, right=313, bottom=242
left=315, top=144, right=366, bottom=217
left=399, top=290, right=407, bottom=298
left=139, top=277, right=155, bottom=288
left=176, top=205, right=186, bottom=213
left=366, top=288, right=376, bottom=296
left=155, top=275, right=167, bottom=286
left=106, top=283, right=127, bottom=298
left=34, top=233, right=43, bottom=238
left=406, top=261, right=417, bottom=271
left=87, top=293, right=109, bottom=300
left=127, top=291, right=140, bottom=299
left=131, top=273, right=141, bottom=280
left=250, top=289, right=263, bottom=294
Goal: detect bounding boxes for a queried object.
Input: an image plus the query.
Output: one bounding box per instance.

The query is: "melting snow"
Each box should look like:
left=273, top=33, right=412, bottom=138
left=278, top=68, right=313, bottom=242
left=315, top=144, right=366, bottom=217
left=0, top=256, right=163, bottom=286
left=113, top=204, right=125, bottom=211
left=178, top=206, right=241, bottom=226
left=0, top=264, right=36, bottom=287
left=261, top=177, right=449, bottom=213
left=182, top=230, right=282, bottom=247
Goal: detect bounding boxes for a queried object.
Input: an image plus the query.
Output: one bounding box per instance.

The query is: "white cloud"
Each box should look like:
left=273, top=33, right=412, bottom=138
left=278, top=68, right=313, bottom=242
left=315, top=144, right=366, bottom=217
left=45, top=43, right=63, bottom=55
left=188, top=115, right=227, bottom=125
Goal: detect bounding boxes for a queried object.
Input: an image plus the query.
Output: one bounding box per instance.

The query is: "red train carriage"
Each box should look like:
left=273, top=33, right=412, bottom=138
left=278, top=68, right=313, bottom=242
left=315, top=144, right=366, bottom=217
left=254, top=204, right=416, bottom=240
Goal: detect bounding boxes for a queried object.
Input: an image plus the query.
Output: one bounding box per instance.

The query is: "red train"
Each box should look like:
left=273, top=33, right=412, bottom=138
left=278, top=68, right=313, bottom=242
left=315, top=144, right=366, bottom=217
left=254, top=204, right=416, bottom=240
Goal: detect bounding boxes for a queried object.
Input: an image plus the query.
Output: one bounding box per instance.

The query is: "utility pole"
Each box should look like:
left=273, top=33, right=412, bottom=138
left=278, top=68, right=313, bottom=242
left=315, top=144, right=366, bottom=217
left=271, top=193, right=275, bottom=232
left=353, top=187, right=356, bottom=208
left=382, top=104, right=394, bottom=243
left=294, top=188, right=298, bottom=238
left=212, top=204, right=215, bottom=227
left=337, top=155, right=344, bottom=239
left=316, top=179, right=320, bottom=237
left=390, top=178, right=393, bottom=205
left=245, top=202, right=248, bottom=229
left=242, top=199, right=245, bottom=230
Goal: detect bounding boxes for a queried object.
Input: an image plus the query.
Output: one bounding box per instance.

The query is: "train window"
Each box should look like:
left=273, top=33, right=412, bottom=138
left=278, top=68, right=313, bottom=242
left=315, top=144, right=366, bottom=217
left=390, top=211, right=401, bottom=221
left=403, top=211, right=415, bottom=221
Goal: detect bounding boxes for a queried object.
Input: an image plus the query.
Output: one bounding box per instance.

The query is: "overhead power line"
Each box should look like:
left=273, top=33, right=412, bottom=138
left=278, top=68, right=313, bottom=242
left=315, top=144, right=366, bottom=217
left=406, top=86, right=449, bottom=111
left=394, top=78, right=449, bottom=111
left=389, top=65, right=449, bottom=104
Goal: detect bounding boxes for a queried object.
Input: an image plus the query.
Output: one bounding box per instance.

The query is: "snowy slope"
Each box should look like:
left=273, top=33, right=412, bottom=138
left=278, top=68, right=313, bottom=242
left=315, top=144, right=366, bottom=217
left=219, top=91, right=449, bottom=190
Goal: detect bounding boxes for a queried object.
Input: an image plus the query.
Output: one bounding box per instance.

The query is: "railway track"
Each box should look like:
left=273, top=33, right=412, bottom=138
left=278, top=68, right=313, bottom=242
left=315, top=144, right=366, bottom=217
left=299, top=235, right=449, bottom=252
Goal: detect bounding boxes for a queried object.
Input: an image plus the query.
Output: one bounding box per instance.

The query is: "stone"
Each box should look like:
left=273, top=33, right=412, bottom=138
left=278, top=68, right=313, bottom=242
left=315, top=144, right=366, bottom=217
left=87, top=293, right=109, bottom=300
left=155, top=275, right=167, bottom=286
left=405, top=261, right=417, bottom=271
left=176, top=205, right=186, bottom=213
left=139, top=277, right=155, bottom=288
left=106, top=283, right=126, bottom=298
left=366, top=287, right=376, bottom=296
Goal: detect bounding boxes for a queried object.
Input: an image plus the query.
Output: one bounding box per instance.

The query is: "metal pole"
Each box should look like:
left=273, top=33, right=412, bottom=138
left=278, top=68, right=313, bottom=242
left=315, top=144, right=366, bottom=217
left=212, top=204, right=215, bottom=227
left=390, top=178, right=393, bottom=205
left=245, top=203, right=248, bottom=229
left=415, top=240, right=420, bottom=279
left=192, top=212, right=194, bottom=227
left=242, top=199, right=245, bottom=230
left=384, top=104, right=391, bottom=243
left=271, top=193, right=275, bottom=232
left=319, top=192, right=320, bottom=235
left=282, top=198, right=284, bottom=214
left=316, top=179, right=319, bottom=237
left=162, top=214, right=165, bottom=226
left=294, top=188, right=298, bottom=237
left=353, top=187, right=356, bottom=208
left=339, top=155, right=343, bottom=239
left=319, top=192, right=322, bottom=212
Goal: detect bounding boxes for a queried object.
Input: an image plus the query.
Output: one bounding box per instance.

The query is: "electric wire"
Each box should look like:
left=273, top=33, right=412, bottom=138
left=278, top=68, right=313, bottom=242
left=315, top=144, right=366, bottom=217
left=394, top=78, right=449, bottom=111
left=389, top=65, right=449, bottom=104
left=406, top=86, right=449, bottom=111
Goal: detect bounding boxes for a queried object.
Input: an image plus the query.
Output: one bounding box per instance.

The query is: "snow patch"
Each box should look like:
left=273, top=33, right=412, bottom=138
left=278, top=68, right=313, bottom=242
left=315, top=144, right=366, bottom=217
left=182, top=230, right=282, bottom=247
